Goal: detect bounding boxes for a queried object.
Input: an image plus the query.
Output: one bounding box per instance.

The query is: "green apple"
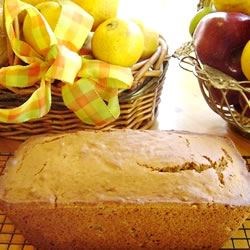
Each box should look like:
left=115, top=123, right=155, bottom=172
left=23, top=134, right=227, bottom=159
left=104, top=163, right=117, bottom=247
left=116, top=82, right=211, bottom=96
left=189, top=7, right=214, bottom=36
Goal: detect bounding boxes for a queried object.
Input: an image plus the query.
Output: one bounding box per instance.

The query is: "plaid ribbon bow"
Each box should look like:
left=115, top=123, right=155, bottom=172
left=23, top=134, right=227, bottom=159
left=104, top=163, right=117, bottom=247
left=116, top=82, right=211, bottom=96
left=0, top=0, right=133, bottom=125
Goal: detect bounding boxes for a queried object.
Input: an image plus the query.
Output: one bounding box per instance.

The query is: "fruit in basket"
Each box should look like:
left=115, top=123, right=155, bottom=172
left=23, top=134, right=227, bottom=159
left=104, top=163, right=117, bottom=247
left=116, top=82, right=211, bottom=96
left=72, top=0, right=119, bottom=31
left=23, top=1, right=93, bottom=54
left=36, top=1, right=60, bottom=30
left=209, top=87, right=239, bottom=106
left=92, top=18, right=144, bottom=67
left=23, top=11, right=51, bottom=55
left=239, top=97, right=250, bottom=118
left=189, top=6, right=214, bottom=36
left=203, top=66, right=240, bottom=106
left=22, top=0, right=44, bottom=5
left=134, top=20, right=159, bottom=60
left=193, top=12, right=250, bottom=81
left=241, top=41, right=250, bottom=80
left=213, top=0, right=250, bottom=15
left=23, top=1, right=61, bottom=54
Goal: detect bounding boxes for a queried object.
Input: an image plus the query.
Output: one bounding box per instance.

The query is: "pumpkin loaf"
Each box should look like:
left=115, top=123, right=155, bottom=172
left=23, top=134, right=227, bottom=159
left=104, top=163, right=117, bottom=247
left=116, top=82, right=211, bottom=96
left=0, top=130, right=250, bottom=249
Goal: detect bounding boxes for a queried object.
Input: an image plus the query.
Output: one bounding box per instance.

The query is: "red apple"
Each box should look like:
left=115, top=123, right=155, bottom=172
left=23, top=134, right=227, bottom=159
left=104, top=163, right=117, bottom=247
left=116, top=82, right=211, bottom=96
left=209, top=87, right=239, bottom=106
left=193, top=12, right=250, bottom=81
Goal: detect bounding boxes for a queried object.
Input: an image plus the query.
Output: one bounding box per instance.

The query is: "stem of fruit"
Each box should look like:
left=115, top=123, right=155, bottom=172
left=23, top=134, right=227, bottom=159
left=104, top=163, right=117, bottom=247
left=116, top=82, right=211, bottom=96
left=198, top=0, right=213, bottom=10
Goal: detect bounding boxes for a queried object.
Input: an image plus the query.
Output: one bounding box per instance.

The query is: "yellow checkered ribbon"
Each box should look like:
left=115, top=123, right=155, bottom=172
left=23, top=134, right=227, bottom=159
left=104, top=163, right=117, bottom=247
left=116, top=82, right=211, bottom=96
left=0, top=0, right=133, bottom=125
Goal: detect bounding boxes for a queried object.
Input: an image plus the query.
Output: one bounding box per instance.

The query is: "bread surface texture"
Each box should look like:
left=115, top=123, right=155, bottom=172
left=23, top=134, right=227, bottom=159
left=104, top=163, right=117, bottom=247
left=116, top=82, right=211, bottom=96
left=1, top=130, right=249, bottom=205
left=0, top=130, right=250, bottom=249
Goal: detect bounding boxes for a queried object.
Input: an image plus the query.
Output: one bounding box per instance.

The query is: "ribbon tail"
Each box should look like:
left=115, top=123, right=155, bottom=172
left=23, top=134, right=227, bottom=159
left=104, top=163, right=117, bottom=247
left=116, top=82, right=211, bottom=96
left=0, top=79, right=51, bottom=123
left=62, top=78, right=120, bottom=126
left=0, top=62, right=48, bottom=88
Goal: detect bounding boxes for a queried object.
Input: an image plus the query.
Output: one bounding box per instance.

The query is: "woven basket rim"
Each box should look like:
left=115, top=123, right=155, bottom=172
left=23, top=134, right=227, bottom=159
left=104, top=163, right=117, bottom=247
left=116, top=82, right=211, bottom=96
left=176, top=41, right=250, bottom=92
left=194, top=64, right=250, bottom=92
left=175, top=40, right=250, bottom=134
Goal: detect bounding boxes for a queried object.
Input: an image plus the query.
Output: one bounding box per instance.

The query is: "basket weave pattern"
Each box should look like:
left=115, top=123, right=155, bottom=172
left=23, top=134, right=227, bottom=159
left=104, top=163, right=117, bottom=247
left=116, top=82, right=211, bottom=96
left=196, top=65, right=250, bottom=134
left=178, top=1, right=250, bottom=136
left=0, top=9, right=168, bottom=140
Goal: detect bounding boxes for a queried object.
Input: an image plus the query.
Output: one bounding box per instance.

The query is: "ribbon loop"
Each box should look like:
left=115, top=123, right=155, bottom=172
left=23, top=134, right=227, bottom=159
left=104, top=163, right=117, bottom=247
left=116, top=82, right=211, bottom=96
left=5, top=1, right=56, bottom=62
left=22, top=6, right=57, bottom=57
left=0, top=79, right=51, bottom=123
left=0, top=0, right=134, bottom=125
left=54, top=1, right=94, bottom=52
left=62, top=78, right=120, bottom=125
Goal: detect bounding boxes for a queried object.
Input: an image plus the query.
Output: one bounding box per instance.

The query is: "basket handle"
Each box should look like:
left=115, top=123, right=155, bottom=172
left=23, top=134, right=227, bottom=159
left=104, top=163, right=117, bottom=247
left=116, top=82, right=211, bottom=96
left=178, top=56, right=199, bottom=73
left=172, top=41, right=200, bottom=74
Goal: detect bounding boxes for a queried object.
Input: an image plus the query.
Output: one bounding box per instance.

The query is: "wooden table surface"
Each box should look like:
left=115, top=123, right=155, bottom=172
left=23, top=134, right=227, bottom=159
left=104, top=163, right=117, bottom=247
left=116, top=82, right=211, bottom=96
left=0, top=0, right=249, bottom=156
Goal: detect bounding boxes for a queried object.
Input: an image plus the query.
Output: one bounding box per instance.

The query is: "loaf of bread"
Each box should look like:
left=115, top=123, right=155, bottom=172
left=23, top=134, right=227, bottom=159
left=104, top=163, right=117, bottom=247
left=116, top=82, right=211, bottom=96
left=0, top=130, right=249, bottom=249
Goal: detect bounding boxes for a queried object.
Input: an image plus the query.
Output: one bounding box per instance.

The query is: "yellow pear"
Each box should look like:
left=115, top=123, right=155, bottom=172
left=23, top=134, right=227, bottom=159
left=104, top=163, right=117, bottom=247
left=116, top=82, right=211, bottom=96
left=92, top=18, right=144, bottom=67
left=36, top=1, right=61, bottom=31
left=72, top=0, right=119, bottom=30
left=213, top=0, right=250, bottom=15
left=134, top=20, right=159, bottom=60
left=23, top=11, right=52, bottom=56
left=22, top=0, right=46, bottom=5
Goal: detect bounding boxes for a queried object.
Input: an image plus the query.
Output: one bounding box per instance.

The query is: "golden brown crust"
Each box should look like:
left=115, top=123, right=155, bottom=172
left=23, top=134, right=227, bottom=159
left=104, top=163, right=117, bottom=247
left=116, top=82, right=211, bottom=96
left=4, top=202, right=250, bottom=250
left=0, top=130, right=249, bottom=205
left=0, top=130, right=250, bottom=249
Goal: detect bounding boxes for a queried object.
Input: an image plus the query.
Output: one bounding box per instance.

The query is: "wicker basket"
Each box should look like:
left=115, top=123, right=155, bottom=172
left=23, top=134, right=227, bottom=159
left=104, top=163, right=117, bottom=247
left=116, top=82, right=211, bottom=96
left=175, top=0, right=250, bottom=137
left=0, top=18, right=169, bottom=140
